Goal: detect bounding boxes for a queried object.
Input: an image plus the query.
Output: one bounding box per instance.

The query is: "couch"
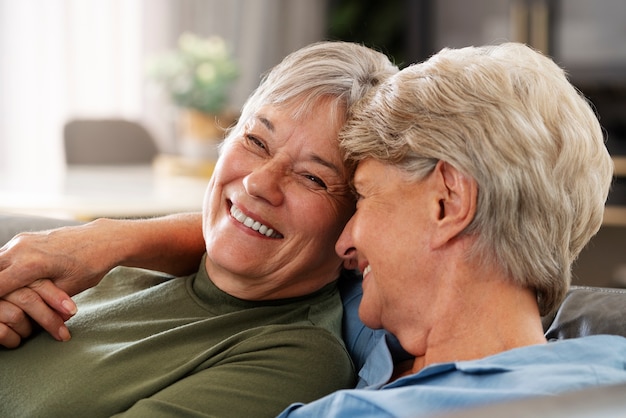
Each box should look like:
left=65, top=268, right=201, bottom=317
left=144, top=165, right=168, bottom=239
left=2, top=213, right=626, bottom=416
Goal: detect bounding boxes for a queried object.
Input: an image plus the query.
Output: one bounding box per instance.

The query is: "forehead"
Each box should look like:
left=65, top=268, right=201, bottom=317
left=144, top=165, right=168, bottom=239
left=352, top=158, right=406, bottom=193
left=255, top=98, right=344, bottom=146
left=248, top=100, right=349, bottom=176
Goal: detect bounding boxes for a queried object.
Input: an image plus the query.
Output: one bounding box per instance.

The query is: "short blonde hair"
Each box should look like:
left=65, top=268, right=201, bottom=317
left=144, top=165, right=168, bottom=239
left=341, top=42, right=613, bottom=315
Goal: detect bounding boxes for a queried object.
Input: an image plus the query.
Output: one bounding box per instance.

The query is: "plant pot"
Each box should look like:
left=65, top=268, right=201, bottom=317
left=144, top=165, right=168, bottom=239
left=177, top=109, right=237, bottom=161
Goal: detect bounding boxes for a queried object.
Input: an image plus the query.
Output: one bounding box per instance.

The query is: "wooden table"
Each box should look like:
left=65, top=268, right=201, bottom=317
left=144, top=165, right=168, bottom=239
left=0, top=165, right=209, bottom=220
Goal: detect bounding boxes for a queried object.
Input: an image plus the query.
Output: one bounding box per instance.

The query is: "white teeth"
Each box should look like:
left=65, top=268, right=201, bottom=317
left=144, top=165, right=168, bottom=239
left=363, top=265, right=372, bottom=276
left=230, top=205, right=280, bottom=238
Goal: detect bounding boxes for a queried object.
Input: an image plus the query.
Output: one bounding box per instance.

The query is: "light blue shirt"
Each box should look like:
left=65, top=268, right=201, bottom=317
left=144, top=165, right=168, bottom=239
left=278, top=334, right=626, bottom=418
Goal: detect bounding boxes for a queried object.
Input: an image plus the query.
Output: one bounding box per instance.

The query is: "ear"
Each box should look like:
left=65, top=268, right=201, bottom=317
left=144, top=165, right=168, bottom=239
left=430, top=160, right=477, bottom=249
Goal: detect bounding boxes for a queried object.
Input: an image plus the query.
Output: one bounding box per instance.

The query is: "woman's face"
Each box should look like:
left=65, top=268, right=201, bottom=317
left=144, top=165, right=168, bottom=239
left=202, top=97, right=355, bottom=300
left=335, top=159, right=438, bottom=339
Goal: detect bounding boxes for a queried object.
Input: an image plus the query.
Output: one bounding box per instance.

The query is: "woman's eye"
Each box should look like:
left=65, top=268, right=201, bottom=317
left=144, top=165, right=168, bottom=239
left=305, top=175, right=327, bottom=189
left=245, top=134, right=266, bottom=150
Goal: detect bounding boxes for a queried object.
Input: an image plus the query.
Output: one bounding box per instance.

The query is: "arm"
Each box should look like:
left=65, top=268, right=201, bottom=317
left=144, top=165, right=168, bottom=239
left=0, top=212, right=205, bottom=297
left=0, top=212, right=205, bottom=347
left=83, top=213, right=206, bottom=278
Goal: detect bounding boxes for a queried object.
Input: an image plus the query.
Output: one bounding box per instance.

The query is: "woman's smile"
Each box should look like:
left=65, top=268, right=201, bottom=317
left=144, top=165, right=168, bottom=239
left=229, top=203, right=283, bottom=238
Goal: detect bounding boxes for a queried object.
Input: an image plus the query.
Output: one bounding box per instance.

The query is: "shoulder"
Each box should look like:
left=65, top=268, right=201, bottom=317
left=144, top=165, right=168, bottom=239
left=238, top=324, right=353, bottom=366
left=121, top=325, right=356, bottom=418
left=74, top=266, right=180, bottom=303
left=234, top=324, right=355, bottom=384
left=461, top=335, right=626, bottom=372
left=278, top=388, right=398, bottom=418
left=209, top=325, right=355, bottom=416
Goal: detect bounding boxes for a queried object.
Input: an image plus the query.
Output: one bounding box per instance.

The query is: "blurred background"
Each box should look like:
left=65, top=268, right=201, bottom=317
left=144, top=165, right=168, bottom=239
left=1, top=0, right=625, bottom=180
left=0, top=0, right=625, bottom=286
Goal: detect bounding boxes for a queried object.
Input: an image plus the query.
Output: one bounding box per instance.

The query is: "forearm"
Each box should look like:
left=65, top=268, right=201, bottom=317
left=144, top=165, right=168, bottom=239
left=0, top=212, right=204, bottom=298
left=96, top=212, right=205, bottom=276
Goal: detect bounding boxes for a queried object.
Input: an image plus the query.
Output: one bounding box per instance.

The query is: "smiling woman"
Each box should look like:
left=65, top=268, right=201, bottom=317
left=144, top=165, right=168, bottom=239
left=0, top=40, right=398, bottom=417
left=204, top=97, right=354, bottom=301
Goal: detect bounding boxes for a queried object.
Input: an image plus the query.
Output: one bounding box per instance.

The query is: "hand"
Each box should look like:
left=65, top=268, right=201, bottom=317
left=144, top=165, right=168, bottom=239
left=0, top=223, right=114, bottom=299
left=0, top=214, right=206, bottom=299
left=0, top=213, right=206, bottom=347
left=0, top=280, right=75, bottom=348
left=0, top=222, right=115, bottom=348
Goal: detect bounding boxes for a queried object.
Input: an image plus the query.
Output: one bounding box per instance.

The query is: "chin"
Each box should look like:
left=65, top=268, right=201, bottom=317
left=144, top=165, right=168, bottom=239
left=358, top=306, right=383, bottom=330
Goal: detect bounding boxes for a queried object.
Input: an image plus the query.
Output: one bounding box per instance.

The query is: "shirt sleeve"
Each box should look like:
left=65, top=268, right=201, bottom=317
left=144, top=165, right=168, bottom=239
left=113, top=326, right=355, bottom=418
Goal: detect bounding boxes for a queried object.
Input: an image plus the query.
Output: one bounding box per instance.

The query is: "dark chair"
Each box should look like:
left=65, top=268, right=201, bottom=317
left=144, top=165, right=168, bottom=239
left=63, top=119, right=159, bottom=165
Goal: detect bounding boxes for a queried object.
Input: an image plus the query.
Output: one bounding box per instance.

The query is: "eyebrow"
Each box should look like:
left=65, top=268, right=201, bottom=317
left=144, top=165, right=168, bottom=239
left=258, top=115, right=274, bottom=132
left=311, top=154, right=342, bottom=177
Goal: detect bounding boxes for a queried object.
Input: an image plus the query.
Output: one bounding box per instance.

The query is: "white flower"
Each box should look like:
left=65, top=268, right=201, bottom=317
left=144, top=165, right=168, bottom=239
left=147, top=32, right=239, bottom=114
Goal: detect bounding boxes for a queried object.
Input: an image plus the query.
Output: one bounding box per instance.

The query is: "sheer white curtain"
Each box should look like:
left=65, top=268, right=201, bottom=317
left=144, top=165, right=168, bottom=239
left=0, top=0, right=326, bottom=189
left=0, top=0, right=144, bottom=189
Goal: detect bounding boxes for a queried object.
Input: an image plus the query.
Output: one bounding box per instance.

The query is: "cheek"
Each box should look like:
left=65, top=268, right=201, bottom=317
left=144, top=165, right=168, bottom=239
left=203, top=144, right=243, bottom=212
left=211, top=145, right=238, bottom=181
left=212, top=139, right=250, bottom=180
left=291, top=197, right=352, bottom=267
left=351, top=212, right=385, bottom=254
left=202, top=173, right=216, bottom=207
left=315, top=201, right=354, bottom=250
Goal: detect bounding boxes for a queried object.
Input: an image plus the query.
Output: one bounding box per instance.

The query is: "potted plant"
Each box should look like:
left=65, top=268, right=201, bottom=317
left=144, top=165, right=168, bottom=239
left=147, top=32, right=239, bottom=161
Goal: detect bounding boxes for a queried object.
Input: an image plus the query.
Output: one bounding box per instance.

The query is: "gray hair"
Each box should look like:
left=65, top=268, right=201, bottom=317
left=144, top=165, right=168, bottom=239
left=224, top=41, right=398, bottom=145
left=340, top=42, right=613, bottom=315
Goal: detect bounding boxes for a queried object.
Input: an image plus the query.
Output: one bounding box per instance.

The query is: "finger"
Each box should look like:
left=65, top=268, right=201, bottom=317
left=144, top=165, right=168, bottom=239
left=5, top=288, right=71, bottom=342
left=0, top=322, right=22, bottom=349
left=0, top=300, right=32, bottom=346
left=28, top=279, right=77, bottom=319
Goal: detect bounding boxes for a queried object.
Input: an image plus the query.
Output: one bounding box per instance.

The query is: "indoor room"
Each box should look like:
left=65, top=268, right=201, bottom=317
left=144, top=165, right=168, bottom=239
left=1, top=1, right=625, bottom=416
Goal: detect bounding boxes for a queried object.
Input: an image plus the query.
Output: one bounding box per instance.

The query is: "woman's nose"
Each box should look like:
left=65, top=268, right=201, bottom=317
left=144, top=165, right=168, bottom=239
left=242, top=161, right=285, bottom=206
left=335, top=216, right=358, bottom=270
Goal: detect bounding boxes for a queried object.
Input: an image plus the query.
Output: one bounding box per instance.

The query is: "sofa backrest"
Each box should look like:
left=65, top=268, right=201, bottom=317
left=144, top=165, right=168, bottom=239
left=542, top=286, right=626, bottom=340
left=2, top=216, right=626, bottom=372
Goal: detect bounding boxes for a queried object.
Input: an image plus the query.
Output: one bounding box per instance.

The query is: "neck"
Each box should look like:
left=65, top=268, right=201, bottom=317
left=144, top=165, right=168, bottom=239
left=204, top=257, right=340, bottom=301
left=398, top=273, right=547, bottom=378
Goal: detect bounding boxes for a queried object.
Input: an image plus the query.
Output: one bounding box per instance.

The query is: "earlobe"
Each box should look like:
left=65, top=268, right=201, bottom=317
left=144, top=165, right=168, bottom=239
left=432, top=161, right=477, bottom=248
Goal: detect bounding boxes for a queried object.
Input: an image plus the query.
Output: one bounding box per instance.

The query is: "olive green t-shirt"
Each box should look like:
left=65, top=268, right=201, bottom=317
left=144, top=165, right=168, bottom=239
left=1, top=259, right=355, bottom=417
